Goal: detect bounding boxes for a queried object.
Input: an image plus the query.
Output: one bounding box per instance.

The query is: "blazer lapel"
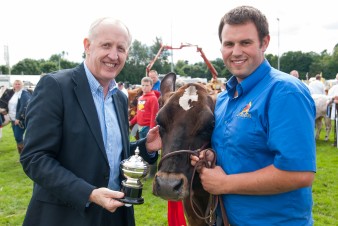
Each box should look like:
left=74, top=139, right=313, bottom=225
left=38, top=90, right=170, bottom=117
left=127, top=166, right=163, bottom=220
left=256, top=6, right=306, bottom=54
left=72, top=65, right=108, bottom=162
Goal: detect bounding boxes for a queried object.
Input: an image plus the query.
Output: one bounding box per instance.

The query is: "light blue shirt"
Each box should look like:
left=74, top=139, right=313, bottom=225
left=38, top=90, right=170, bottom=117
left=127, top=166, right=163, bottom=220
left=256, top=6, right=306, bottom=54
left=84, top=63, right=122, bottom=191
left=212, top=60, right=316, bottom=225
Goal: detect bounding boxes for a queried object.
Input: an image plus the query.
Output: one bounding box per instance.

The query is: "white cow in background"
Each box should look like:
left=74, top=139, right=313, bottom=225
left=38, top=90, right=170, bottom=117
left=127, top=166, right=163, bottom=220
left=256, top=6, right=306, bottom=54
left=311, top=94, right=332, bottom=141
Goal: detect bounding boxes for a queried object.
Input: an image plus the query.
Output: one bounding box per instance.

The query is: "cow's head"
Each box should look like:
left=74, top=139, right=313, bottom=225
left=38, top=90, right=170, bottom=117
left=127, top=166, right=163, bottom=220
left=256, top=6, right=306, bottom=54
left=153, top=72, right=216, bottom=202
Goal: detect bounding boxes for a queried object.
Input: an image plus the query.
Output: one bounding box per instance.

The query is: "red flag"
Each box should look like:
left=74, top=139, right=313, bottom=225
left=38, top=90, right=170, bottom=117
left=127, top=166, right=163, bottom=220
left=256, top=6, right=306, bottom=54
left=168, top=201, right=187, bottom=226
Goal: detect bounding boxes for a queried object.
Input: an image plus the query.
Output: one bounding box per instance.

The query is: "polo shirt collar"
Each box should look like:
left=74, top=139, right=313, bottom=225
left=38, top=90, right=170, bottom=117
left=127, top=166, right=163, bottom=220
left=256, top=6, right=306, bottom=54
left=226, top=59, right=270, bottom=98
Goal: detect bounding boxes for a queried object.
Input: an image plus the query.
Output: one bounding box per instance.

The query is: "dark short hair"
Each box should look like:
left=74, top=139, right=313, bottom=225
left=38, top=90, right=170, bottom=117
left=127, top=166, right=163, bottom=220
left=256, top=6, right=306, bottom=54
left=218, top=6, right=269, bottom=46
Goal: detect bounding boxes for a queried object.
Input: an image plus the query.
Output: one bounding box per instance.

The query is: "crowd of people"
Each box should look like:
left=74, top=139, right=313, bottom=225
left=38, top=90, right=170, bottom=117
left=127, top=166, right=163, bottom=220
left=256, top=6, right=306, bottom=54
left=0, top=5, right=324, bottom=226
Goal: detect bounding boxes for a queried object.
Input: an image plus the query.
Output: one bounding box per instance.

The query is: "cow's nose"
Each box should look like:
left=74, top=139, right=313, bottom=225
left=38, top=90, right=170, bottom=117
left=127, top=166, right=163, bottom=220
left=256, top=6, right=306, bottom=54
left=152, top=174, right=184, bottom=200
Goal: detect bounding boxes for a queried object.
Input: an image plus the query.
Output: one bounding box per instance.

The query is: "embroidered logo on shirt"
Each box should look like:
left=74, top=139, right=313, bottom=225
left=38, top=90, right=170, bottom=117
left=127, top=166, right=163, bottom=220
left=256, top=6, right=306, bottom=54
left=237, top=102, right=252, bottom=118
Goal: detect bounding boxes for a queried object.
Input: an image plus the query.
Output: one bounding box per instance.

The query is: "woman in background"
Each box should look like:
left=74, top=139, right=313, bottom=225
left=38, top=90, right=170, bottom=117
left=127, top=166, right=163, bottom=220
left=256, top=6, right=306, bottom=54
left=8, top=80, right=31, bottom=154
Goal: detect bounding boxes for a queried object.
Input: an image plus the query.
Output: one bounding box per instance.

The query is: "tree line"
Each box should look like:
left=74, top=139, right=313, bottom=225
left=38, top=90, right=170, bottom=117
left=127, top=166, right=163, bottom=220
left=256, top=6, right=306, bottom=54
left=1, top=37, right=337, bottom=85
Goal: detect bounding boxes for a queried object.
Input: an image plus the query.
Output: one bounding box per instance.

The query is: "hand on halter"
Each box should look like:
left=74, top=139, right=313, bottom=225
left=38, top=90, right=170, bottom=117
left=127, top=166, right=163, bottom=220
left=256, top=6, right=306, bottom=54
left=190, top=148, right=215, bottom=173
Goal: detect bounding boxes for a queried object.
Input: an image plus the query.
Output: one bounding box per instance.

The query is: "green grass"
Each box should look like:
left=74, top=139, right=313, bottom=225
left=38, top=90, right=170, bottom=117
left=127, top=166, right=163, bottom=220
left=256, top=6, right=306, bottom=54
left=1, top=125, right=338, bottom=225
left=0, top=126, right=31, bottom=226
left=312, top=136, right=338, bottom=225
left=0, top=126, right=168, bottom=226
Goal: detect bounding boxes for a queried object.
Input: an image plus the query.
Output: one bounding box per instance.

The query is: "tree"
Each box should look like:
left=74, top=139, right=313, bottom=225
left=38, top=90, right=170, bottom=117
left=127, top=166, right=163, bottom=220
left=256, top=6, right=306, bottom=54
left=119, top=40, right=151, bottom=84
left=174, top=60, right=188, bottom=76
left=306, top=51, right=328, bottom=78
left=265, top=54, right=278, bottom=68
left=212, top=58, right=231, bottom=79
left=1, top=40, right=337, bottom=84
left=49, top=52, right=76, bottom=70
left=11, top=58, right=41, bottom=75
left=40, top=61, right=58, bottom=73
left=119, top=62, right=145, bottom=85
left=128, top=40, right=149, bottom=65
left=148, top=37, right=172, bottom=75
left=0, top=65, right=9, bottom=74
left=280, top=51, right=315, bottom=79
left=316, top=45, right=338, bottom=79
left=326, top=44, right=338, bottom=77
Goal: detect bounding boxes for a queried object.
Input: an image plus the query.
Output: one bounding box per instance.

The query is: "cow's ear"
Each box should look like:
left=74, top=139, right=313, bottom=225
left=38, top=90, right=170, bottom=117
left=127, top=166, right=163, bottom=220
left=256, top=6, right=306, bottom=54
left=160, top=72, right=176, bottom=95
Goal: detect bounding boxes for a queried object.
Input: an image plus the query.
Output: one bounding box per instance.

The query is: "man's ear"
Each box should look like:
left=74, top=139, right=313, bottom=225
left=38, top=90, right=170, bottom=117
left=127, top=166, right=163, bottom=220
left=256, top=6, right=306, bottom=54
left=261, top=35, right=270, bottom=52
left=83, top=38, right=90, bottom=54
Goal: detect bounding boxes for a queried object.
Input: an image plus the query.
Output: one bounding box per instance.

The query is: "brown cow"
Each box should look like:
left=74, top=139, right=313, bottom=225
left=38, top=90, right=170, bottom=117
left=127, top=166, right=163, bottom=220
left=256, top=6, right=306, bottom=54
left=153, top=72, right=217, bottom=226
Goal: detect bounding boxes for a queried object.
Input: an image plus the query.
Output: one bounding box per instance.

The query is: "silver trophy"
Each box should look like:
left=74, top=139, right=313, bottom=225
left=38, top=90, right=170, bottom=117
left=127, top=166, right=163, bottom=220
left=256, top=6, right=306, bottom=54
left=118, top=147, right=149, bottom=204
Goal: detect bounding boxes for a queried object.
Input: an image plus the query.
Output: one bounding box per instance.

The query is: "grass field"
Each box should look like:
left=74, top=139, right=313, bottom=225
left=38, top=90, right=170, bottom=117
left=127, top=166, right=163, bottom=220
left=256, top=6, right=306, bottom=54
left=0, top=125, right=337, bottom=225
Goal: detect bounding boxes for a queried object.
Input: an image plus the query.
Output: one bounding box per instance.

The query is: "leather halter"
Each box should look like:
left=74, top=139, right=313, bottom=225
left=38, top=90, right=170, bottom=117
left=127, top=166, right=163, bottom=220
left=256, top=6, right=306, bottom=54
left=158, top=147, right=229, bottom=226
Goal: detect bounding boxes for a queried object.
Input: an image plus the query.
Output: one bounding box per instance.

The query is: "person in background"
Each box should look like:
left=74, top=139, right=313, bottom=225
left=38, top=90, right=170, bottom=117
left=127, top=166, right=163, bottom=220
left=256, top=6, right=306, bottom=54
left=191, top=6, right=316, bottom=225
left=148, top=69, right=161, bottom=97
left=128, top=76, right=160, bottom=184
left=129, top=77, right=159, bottom=139
left=290, top=69, right=299, bottom=79
left=309, top=74, right=325, bottom=95
left=7, top=80, right=31, bottom=154
left=20, top=17, right=161, bottom=226
left=118, top=81, right=128, bottom=97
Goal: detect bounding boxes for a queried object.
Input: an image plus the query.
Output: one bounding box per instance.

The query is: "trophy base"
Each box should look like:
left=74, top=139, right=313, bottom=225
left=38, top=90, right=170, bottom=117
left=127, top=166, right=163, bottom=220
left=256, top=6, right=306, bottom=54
left=117, top=185, right=144, bottom=205
left=116, top=197, right=144, bottom=205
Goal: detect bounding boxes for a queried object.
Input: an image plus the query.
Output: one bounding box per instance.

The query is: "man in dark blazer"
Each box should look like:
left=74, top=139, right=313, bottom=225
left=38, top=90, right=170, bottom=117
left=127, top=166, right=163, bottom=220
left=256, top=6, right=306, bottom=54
left=20, top=18, right=161, bottom=226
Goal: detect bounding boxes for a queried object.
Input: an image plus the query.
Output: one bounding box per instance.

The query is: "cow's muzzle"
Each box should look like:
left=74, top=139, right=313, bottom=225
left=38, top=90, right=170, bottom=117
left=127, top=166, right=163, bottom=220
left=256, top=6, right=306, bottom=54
left=152, top=171, right=189, bottom=200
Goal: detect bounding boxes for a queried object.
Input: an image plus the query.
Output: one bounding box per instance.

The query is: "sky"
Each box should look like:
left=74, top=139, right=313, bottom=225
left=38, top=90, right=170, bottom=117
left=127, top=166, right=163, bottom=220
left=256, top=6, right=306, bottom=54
left=0, top=0, right=337, bottom=67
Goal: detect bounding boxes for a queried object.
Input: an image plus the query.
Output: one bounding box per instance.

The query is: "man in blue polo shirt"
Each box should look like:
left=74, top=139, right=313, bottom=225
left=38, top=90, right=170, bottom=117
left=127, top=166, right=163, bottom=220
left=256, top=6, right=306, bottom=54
left=191, top=6, right=316, bottom=225
left=149, top=70, right=161, bottom=92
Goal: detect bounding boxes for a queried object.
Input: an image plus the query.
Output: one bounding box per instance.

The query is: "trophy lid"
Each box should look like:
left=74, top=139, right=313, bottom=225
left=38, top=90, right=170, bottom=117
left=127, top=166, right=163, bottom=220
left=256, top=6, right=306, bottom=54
left=121, top=147, right=149, bottom=171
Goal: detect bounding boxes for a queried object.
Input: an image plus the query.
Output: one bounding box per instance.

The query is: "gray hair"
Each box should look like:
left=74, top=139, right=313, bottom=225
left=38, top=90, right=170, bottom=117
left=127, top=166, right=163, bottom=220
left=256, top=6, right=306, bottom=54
left=88, top=17, right=132, bottom=48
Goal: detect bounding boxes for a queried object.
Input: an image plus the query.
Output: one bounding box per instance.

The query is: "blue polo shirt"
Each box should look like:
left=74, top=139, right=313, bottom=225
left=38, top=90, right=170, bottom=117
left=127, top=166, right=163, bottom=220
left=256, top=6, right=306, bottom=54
left=152, top=80, right=161, bottom=92
left=212, top=60, right=316, bottom=225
